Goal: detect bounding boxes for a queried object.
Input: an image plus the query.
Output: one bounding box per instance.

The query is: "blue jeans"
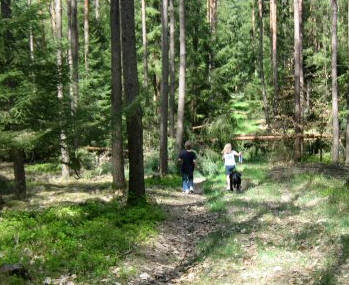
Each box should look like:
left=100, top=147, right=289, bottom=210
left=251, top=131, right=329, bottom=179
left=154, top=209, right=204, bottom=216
left=182, top=173, right=194, bottom=191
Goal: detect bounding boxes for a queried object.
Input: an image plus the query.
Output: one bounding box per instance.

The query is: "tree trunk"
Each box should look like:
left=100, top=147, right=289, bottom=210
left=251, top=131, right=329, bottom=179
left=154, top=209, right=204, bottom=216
left=28, top=0, right=34, bottom=61
left=258, top=0, right=270, bottom=126
left=270, top=0, right=278, bottom=115
left=141, top=0, right=148, bottom=89
left=294, top=0, right=302, bottom=161
left=50, top=1, right=56, bottom=37
left=331, top=0, right=339, bottom=163
left=67, top=0, right=73, bottom=105
left=95, top=0, right=99, bottom=20
left=160, top=0, right=169, bottom=176
left=210, top=0, right=218, bottom=34
left=1, top=0, right=12, bottom=202
left=299, top=0, right=304, bottom=157
left=11, top=150, right=26, bottom=199
left=208, top=0, right=217, bottom=80
left=345, top=0, right=349, bottom=165
left=120, top=0, right=145, bottom=202
left=176, top=0, right=186, bottom=153
left=71, top=0, right=79, bottom=113
left=169, top=0, right=175, bottom=138
left=305, top=79, right=311, bottom=114
left=56, top=0, right=70, bottom=178
left=84, top=0, right=89, bottom=71
left=110, top=0, right=126, bottom=189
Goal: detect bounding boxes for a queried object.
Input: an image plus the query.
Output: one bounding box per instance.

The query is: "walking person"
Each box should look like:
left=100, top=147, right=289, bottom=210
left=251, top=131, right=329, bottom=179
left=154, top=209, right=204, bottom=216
left=222, top=143, right=242, bottom=190
left=178, top=141, right=197, bottom=194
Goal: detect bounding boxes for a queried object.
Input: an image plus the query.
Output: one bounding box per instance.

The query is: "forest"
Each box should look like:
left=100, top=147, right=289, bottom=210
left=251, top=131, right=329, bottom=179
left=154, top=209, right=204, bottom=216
left=1, top=0, right=349, bottom=284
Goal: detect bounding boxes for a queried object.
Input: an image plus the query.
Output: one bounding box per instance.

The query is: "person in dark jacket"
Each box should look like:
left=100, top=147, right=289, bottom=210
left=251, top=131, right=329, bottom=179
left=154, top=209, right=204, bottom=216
left=178, top=141, right=197, bottom=194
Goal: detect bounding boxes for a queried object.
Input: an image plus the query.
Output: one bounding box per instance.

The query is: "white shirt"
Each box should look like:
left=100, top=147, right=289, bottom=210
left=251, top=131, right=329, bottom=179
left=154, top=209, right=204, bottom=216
left=224, top=151, right=238, bottom=166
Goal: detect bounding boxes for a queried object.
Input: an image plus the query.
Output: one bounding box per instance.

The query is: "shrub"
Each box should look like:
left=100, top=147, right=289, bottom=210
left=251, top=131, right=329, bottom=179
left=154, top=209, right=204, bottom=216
left=0, top=200, right=165, bottom=283
left=0, top=174, right=12, bottom=195
left=144, top=151, right=160, bottom=175
left=26, top=162, right=60, bottom=174
left=77, top=148, right=97, bottom=170
left=197, top=149, right=222, bottom=177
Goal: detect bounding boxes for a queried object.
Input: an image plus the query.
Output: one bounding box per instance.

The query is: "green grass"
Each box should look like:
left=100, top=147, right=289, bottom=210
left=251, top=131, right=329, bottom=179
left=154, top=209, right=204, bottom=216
left=145, top=174, right=182, bottom=188
left=194, top=160, right=349, bottom=284
left=0, top=200, right=165, bottom=284
left=26, top=162, right=61, bottom=174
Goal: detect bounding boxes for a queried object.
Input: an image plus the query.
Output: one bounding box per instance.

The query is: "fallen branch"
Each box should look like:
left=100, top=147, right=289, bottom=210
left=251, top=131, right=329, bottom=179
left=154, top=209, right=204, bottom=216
left=85, top=146, right=110, bottom=152
left=232, top=134, right=331, bottom=141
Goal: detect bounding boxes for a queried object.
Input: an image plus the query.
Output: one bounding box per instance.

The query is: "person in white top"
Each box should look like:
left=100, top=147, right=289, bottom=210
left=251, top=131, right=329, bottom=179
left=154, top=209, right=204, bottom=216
left=222, top=143, right=242, bottom=190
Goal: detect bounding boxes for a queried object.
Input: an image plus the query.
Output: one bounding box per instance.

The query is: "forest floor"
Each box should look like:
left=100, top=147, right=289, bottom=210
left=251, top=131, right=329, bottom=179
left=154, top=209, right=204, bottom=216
left=1, top=161, right=349, bottom=284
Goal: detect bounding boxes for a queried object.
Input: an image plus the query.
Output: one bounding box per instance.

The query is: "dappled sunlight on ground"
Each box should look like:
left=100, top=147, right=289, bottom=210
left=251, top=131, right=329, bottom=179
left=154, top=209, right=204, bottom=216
left=1, top=162, right=349, bottom=284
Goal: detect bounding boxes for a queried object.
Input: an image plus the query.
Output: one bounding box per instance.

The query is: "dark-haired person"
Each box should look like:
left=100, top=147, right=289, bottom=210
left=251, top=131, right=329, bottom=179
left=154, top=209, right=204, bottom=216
left=178, top=141, right=197, bottom=194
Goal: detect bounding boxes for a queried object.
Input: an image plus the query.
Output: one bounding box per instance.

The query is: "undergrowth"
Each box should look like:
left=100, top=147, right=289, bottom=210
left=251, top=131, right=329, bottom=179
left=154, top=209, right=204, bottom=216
left=0, top=199, right=165, bottom=284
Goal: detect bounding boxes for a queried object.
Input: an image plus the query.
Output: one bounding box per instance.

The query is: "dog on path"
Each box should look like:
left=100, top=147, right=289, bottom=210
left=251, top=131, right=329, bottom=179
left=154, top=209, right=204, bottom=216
left=229, top=170, right=242, bottom=192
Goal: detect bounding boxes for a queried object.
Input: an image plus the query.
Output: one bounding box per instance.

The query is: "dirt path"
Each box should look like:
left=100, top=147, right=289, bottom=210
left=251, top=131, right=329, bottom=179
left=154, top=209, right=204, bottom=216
left=2, top=162, right=349, bottom=284
left=124, top=177, right=226, bottom=285
left=127, top=164, right=349, bottom=285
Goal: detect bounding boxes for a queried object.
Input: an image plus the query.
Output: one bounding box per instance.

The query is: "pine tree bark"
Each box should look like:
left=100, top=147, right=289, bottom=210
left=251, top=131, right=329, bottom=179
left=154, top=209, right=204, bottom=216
left=110, top=0, right=126, bottom=189
left=176, top=0, right=186, bottom=152
left=169, top=0, right=175, bottom=138
left=345, top=0, right=349, bottom=165
left=141, top=0, right=148, bottom=88
left=294, top=0, right=302, bottom=161
left=331, top=0, right=339, bottom=163
left=84, top=0, right=89, bottom=71
left=270, top=0, right=278, bottom=115
left=120, top=0, right=145, bottom=202
left=258, top=0, right=270, bottom=126
left=56, top=0, right=70, bottom=178
left=11, top=150, right=26, bottom=199
left=160, top=0, right=169, bottom=176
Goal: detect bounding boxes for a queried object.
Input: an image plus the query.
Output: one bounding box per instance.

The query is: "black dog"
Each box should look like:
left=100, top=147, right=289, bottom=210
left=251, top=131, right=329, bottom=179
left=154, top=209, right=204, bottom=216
left=229, top=170, right=242, bottom=192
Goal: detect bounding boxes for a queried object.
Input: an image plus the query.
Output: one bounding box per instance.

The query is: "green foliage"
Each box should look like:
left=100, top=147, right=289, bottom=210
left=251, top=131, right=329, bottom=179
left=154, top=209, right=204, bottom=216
left=145, top=175, right=182, bottom=188
left=0, top=174, right=12, bottom=195
left=76, top=148, right=97, bottom=170
left=0, top=200, right=165, bottom=283
left=26, top=162, right=60, bottom=174
left=197, top=149, right=222, bottom=177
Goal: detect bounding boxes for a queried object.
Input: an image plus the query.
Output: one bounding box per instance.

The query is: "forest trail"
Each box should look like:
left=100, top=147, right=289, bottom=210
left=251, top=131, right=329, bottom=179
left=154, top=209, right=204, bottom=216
left=1, top=163, right=349, bottom=284
left=127, top=163, right=349, bottom=285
